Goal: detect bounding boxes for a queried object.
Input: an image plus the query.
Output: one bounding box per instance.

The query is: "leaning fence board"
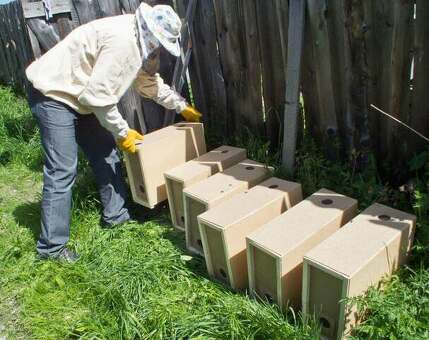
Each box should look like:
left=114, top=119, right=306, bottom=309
left=306, top=0, right=339, bottom=150
left=256, top=0, right=288, bottom=150
left=409, top=1, right=429, bottom=154
left=187, top=0, right=227, bottom=137
left=213, top=0, right=264, bottom=135
left=369, top=0, right=413, bottom=165
left=0, top=0, right=33, bottom=90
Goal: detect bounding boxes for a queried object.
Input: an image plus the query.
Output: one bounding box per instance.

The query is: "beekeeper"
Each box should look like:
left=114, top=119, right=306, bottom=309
left=26, top=3, right=202, bottom=262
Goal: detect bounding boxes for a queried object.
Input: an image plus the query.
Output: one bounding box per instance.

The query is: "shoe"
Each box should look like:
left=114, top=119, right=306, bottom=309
left=100, top=217, right=137, bottom=229
left=38, top=247, right=79, bottom=263
left=56, top=248, right=79, bottom=263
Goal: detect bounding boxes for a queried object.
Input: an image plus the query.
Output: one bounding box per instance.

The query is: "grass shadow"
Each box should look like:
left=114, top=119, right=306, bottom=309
left=12, top=200, right=41, bottom=240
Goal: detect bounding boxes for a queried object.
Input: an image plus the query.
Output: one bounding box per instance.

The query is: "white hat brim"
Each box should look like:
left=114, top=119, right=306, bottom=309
left=140, top=3, right=181, bottom=57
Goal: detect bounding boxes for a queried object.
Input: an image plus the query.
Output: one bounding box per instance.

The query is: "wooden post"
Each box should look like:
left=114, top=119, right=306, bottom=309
left=281, top=0, right=305, bottom=173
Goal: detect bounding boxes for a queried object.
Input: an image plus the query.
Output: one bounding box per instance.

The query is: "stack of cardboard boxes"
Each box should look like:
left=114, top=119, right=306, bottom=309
left=124, top=123, right=416, bottom=339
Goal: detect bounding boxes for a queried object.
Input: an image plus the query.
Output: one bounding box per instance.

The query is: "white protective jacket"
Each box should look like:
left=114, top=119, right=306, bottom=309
left=26, top=14, right=187, bottom=138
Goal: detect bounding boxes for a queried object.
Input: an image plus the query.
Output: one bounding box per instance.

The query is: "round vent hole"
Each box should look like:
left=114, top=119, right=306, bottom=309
left=322, top=199, right=333, bottom=205
left=379, top=214, right=391, bottom=221
left=180, top=216, right=185, bottom=223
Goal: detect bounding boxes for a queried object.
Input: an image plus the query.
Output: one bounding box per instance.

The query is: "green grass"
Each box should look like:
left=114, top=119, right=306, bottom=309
left=0, top=85, right=428, bottom=339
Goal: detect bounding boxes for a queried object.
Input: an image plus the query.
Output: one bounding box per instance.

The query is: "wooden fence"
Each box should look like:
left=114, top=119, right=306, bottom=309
left=0, top=0, right=427, bottom=178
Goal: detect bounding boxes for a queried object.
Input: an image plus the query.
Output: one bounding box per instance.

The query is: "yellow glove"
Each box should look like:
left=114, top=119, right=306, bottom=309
left=181, top=105, right=202, bottom=122
left=118, top=129, right=144, bottom=154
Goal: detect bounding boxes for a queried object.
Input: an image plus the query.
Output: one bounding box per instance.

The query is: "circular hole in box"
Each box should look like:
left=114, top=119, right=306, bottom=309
left=326, top=127, right=336, bottom=137
left=321, top=199, right=333, bottom=205
left=180, top=216, right=185, bottom=223
left=379, top=214, right=391, bottom=221
left=219, top=268, right=227, bottom=279
left=269, top=184, right=279, bottom=189
left=139, top=185, right=145, bottom=194
left=197, top=239, right=203, bottom=248
left=246, top=166, right=255, bottom=170
left=264, top=293, right=274, bottom=303
left=319, top=317, right=331, bottom=329
left=221, top=150, right=229, bottom=154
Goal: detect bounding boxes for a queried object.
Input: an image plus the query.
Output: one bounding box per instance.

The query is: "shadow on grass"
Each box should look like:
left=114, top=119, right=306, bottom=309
left=13, top=200, right=41, bottom=240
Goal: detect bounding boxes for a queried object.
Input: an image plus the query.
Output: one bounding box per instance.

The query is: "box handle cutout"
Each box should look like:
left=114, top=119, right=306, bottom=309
left=379, top=214, right=391, bottom=221
left=219, top=268, right=227, bottom=279
left=197, top=239, right=203, bottom=248
left=180, top=216, right=185, bottom=223
left=221, top=150, right=229, bottom=154
left=139, top=185, right=145, bottom=194
left=321, top=199, right=333, bottom=205
left=269, top=184, right=279, bottom=189
left=246, top=166, right=255, bottom=170
left=176, top=124, right=186, bottom=127
left=319, top=317, right=331, bottom=329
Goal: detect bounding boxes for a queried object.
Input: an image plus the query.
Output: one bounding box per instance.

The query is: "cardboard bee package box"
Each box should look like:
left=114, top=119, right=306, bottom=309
left=302, top=203, right=416, bottom=340
left=124, top=122, right=206, bottom=209
left=183, top=159, right=272, bottom=255
left=198, top=177, right=302, bottom=290
left=246, top=189, right=357, bottom=310
left=164, top=145, right=246, bottom=230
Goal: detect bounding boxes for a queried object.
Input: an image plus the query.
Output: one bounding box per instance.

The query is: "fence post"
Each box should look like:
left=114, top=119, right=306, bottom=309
left=281, top=0, right=305, bottom=173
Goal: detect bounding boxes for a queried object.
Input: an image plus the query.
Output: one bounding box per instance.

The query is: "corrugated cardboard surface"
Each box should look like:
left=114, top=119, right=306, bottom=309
left=304, top=203, right=416, bottom=279
left=199, top=178, right=302, bottom=228
left=184, top=159, right=272, bottom=255
left=198, top=178, right=302, bottom=289
left=183, top=159, right=272, bottom=205
left=304, top=203, right=416, bottom=339
left=125, top=122, right=206, bottom=208
left=164, top=146, right=246, bottom=229
left=165, top=145, right=246, bottom=185
left=247, top=189, right=357, bottom=309
left=248, top=189, right=357, bottom=257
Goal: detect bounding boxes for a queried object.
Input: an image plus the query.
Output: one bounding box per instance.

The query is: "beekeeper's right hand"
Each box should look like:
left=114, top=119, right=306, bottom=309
left=117, top=129, right=144, bottom=153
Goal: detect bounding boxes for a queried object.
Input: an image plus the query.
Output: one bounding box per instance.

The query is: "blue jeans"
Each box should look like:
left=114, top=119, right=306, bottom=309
left=29, top=90, right=130, bottom=256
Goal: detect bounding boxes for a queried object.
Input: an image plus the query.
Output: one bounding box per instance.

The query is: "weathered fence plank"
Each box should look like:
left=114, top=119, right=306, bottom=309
left=0, top=0, right=33, bottom=90
left=306, top=0, right=339, bottom=153
left=409, top=1, right=429, bottom=154
left=185, top=0, right=227, bottom=137
left=368, top=0, right=413, bottom=165
left=214, top=0, right=264, bottom=135
left=256, top=0, right=288, bottom=150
